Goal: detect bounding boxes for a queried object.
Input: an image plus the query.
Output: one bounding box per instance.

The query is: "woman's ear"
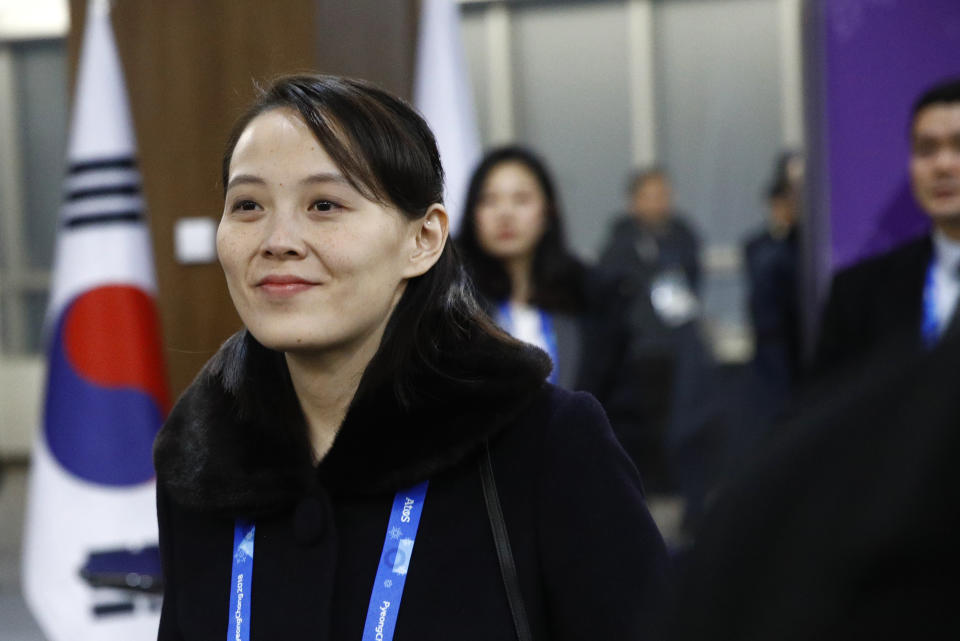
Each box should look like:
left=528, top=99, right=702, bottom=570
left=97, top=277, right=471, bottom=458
left=404, top=204, right=449, bottom=278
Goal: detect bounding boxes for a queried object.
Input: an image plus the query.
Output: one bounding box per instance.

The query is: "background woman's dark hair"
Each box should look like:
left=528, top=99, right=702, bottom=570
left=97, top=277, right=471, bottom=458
left=765, top=150, right=801, bottom=200
left=457, top=146, right=586, bottom=314
left=221, top=74, right=533, bottom=408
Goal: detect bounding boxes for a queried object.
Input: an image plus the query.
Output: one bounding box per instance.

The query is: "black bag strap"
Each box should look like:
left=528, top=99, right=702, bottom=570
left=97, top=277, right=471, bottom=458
left=479, top=439, right=534, bottom=641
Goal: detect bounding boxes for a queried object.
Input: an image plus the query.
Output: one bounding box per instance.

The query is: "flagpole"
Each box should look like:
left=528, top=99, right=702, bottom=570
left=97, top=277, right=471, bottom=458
left=414, top=0, right=482, bottom=234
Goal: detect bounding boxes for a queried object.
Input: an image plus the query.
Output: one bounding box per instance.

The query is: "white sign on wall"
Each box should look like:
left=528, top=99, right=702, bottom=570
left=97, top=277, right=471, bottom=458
left=0, top=0, right=69, bottom=41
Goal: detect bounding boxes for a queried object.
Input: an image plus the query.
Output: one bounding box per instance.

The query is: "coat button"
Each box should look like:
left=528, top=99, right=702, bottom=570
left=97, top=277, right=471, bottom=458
left=293, top=496, right=327, bottom=546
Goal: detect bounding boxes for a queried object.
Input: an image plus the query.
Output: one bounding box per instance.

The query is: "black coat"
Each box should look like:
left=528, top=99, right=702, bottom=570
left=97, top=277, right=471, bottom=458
left=596, top=215, right=710, bottom=493
left=744, top=226, right=801, bottom=396
left=599, top=216, right=702, bottom=295
left=813, top=234, right=932, bottom=378
left=478, top=267, right=632, bottom=400
left=153, top=332, right=669, bottom=640
left=671, top=332, right=960, bottom=640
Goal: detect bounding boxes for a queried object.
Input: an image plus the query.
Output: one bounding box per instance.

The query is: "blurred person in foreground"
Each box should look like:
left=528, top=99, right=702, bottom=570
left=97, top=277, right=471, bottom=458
left=670, top=329, right=960, bottom=640
left=456, top=145, right=626, bottom=394
left=743, top=151, right=804, bottom=420
left=815, top=77, right=960, bottom=377
left=153, top=75, right=668, bottom=639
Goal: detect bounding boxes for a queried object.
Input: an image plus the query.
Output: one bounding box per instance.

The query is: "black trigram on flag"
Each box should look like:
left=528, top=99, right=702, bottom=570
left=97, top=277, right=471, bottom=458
left=62, top=156, right=145, bottom=229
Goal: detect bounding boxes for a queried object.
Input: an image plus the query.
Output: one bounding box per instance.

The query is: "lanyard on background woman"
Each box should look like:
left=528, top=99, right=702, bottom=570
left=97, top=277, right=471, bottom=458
left=497, top=301, right=559, bottom=385
left=225, top=481, right=429, bottom=641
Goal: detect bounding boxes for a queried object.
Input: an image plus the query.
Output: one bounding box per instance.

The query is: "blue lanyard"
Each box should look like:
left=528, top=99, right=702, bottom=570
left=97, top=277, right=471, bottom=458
left=225, top=481, right=429, bottom=641
left=922, top=259, right=939, bottom=347
left=227, top=520, right=255, bottom=641
left=361, top=480, right=429, bottom=640
left=497, top=302, right=559, bottom=384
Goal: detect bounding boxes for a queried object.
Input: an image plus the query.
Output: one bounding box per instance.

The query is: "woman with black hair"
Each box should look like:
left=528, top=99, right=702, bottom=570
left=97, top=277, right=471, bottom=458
left=153, top=76, right=668, bottom=640
left=457, top=146, right=623, bottom=392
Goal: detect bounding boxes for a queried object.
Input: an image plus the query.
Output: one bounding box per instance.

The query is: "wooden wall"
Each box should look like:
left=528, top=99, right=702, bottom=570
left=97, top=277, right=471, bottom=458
left=69, top=0, right=419, bottom=398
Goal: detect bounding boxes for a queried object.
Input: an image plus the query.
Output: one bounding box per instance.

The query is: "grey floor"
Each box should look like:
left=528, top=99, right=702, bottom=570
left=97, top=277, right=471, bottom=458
left=0, top=463, right=46, bottom=641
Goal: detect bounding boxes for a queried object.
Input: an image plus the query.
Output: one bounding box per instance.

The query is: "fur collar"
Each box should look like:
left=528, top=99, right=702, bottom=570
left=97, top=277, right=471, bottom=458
left=154, top=330, right=550, bottom=517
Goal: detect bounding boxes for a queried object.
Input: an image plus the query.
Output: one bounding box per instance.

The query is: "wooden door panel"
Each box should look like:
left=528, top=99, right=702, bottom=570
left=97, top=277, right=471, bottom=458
left=69, top=0, right=417, bottom=398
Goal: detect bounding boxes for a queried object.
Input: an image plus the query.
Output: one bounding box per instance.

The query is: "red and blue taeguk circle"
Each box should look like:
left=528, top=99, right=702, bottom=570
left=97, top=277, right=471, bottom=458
left=44, top=285, right=170, bottom=486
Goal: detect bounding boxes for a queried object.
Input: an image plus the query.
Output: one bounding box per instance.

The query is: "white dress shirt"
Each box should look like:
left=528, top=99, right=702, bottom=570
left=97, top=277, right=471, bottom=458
left=499, top=301, right=550, bottom=353
left=931, top=230, right=960, bottom=334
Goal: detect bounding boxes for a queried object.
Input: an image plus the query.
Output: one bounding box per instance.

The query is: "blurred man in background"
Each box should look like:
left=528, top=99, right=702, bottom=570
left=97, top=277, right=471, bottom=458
left=601, top=168, right=701, bottom=295
left=597, top=168, right=714, bottom=506
left=815, top=78, right=960, bottom=377
left=744, top=151, right=804, bottom=418
left=670, top=83, right=960, bottom=635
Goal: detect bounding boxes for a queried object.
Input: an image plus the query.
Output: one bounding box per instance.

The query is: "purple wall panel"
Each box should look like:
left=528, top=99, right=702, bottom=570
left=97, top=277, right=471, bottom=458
left=821, top=0, right=960, bottom=271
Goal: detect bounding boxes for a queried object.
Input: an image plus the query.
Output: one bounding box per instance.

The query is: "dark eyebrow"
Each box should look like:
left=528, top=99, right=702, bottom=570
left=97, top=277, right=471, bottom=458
left=225, top=174, right=266, bottom=191
left=300, top=172, right=352, bottom=187
left=225, top=172, right=353, bottom=192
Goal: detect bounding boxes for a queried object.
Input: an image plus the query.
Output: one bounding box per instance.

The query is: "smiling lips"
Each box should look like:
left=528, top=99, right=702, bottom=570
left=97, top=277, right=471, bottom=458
left=256, top=274, right=319, bottom=296
left=932, top=185, right=960, bottom=199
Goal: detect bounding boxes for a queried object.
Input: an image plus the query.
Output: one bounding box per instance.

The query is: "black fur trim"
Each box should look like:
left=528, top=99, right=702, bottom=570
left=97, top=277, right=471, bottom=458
left=154, top=330, right=550, bottom=516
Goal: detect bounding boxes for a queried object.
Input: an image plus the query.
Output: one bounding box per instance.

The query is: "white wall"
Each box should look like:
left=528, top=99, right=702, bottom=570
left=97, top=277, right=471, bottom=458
left=0, top=2, right=69, bottom=457
left=0, top=359, right=44, bottom=457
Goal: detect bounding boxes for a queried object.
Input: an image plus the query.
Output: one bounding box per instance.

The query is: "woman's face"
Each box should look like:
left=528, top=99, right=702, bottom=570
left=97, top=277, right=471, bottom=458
left=217, top=108, right=425, bottom=355
left=474, top=161, right=548, bottom=262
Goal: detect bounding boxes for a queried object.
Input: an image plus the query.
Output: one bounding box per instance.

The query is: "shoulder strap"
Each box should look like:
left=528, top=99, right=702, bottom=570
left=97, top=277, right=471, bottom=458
left=479, top=440, right=534, bottom=641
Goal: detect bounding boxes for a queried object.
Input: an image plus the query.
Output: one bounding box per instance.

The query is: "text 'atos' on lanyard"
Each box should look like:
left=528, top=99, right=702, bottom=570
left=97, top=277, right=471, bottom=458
left=497, top=302, right=559, bottom=384
left=225, top=481, right=429, bottom=641
left=922, top=259, right=939, bottom=347
left=361, top=480, right=429, bottom=641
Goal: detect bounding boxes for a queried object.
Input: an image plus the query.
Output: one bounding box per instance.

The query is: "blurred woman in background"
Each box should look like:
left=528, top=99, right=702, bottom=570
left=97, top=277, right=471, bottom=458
left=457, top=146, right=624, bottom=394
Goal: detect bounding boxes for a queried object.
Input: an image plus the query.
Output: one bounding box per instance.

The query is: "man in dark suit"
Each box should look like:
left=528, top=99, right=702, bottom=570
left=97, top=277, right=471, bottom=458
left=597, top=167, right=705, bottom=493
left=600, top=168, right=701, bottom=296
left=815, top=78, right=960, bottom=376
left=670, top=334, right=960, bottom=640
left=745, top=152, right=803, bottom=406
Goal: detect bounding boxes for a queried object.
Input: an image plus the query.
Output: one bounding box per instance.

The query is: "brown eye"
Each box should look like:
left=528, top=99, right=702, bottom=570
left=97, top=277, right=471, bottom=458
left=477, top=193, right=496, bottom=208
left=913, top=139, right=938, bottom=157
left=233, top=200, right=260, bottom=212
left=514, top=192, right=534, bottom=206
left=310, top=200, right=341, bottom=213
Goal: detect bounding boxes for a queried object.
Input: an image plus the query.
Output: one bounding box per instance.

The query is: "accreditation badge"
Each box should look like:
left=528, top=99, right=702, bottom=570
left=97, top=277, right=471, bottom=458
left=649, top=269, right=699, bottom=327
